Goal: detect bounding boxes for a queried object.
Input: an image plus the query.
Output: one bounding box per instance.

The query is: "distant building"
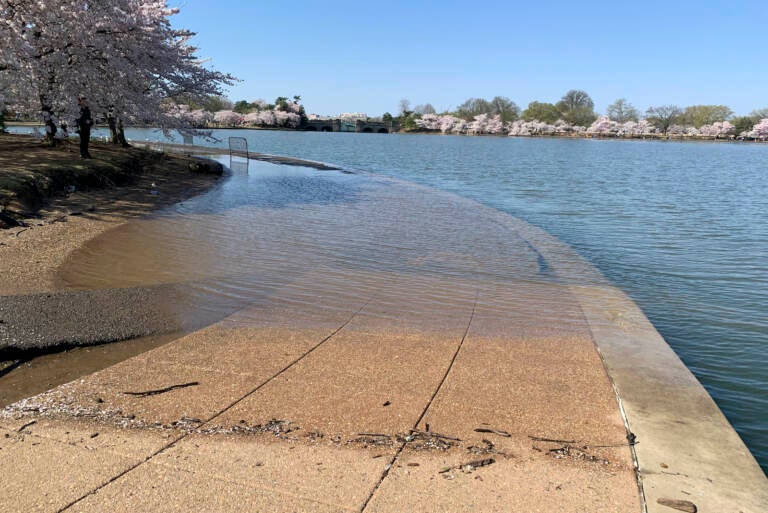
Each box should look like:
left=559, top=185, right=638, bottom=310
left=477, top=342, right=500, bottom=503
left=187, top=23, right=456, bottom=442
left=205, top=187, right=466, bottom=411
left=338, top=112, right=367, bottom=121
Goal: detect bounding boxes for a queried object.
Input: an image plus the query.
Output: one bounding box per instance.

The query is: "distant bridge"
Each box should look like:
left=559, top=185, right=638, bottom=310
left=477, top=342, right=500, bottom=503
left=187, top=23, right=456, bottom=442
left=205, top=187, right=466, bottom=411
left=304, top=119, right=398, bottom=133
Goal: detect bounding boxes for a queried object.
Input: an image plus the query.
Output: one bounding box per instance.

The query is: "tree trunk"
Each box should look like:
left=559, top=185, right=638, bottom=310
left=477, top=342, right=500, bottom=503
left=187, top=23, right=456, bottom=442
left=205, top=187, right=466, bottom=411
left=107, top=113, right=119, bottom=144
left=116, top=118, right=130, bottom=147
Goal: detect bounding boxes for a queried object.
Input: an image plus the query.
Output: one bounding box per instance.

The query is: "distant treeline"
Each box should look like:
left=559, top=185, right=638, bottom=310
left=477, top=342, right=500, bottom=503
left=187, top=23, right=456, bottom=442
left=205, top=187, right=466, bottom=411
left=168, top=90, right=768, bottom=140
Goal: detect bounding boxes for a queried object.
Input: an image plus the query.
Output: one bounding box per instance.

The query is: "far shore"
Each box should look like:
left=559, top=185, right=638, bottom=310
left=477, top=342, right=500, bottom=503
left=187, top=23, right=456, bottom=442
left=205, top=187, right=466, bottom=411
left=6, top=122, right=767, bottom=144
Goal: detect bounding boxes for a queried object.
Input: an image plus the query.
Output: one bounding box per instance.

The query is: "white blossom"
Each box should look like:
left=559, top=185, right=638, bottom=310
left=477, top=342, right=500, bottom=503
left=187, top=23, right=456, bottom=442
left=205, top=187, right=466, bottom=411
left=0, top=0, right=234, bottom=131
left=587, top=116, right=618, bottom=134
left=743, top=118, right=768, bottom=139
left=213, top=110, right=241, bottom=125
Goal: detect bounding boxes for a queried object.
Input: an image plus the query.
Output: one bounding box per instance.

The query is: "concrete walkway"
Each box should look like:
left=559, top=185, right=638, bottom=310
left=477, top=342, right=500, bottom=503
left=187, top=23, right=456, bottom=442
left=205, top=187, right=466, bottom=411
left=1, top=270, right=641, bottom=512
left=1, top=199, right=766, bottom=512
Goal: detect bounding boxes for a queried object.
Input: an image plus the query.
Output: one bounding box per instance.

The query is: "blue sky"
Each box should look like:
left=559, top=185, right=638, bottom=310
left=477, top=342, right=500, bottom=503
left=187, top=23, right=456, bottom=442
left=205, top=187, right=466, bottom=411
left=172, top=0, right=768, bottom=117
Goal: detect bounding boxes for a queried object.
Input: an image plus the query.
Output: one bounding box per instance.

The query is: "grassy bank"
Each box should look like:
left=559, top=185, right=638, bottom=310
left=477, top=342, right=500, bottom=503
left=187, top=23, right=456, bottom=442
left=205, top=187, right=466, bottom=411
left=0, top=133, right=222, bottom=227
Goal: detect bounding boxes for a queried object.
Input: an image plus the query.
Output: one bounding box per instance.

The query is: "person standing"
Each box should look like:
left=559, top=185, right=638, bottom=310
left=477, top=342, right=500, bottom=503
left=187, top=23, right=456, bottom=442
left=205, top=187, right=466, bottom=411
left=42, top=106, right=58, bottom=147
left=76, top=96, right=93, bottom=159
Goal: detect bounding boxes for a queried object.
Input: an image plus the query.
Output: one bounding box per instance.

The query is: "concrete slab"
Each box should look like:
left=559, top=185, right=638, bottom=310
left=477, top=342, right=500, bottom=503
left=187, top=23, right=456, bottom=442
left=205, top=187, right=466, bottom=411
left=0, top=420, right=172, bottom=513
left=420, top=334, right=631, bottom=448
left=207, top=274, right=477, bottom=438
left=17, top=325, right=346, bottom=428
left=68, top=459, right=356, bottom=513
left=366, top=450, right=640, bottom=513
left=211, top=329, right=467, bottom=439
left=361, top=281, right=641, bottom=513
left=0, top=417, right=174, bottom=458
left=153, top=433, right=393, bottom=511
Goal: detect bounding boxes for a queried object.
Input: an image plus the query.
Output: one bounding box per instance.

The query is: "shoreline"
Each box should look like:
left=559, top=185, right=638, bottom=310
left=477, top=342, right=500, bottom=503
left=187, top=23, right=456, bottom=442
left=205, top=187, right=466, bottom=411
left=7, top=122, right=768, bottom=144
left=0, top=144, right=765, bottom=511
left=1, top=135, right=229, bottom=409
left=0, top=134, right=224, bottom=295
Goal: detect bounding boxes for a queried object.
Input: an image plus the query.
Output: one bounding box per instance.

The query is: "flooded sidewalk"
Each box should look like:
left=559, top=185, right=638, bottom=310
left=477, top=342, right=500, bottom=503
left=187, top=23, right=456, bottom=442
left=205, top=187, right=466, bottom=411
left=0, top=268, right=639, bottom=512
left=1, top=158, right=764, bottom=512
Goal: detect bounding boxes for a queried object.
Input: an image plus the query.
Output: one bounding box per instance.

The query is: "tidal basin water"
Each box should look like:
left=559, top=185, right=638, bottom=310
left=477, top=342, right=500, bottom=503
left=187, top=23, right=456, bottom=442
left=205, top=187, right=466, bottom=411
left=9, top=126, right=768, bottom=473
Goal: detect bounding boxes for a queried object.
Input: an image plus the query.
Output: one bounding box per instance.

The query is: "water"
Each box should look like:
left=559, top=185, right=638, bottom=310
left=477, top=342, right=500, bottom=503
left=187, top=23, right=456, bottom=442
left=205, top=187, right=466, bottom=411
left=7, top=126, right=768, bottom=473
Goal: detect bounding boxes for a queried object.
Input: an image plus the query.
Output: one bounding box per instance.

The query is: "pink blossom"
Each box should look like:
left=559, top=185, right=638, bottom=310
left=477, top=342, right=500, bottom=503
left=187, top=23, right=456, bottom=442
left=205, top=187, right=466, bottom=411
left=587, top=116, right=618, bottom=134
left=0, top=0, right=234, bottom=128
left=442, top=116, right=466, bottom=134
left=507, top=120, right=558, bottom=136
left=667, top=125, right=686, bottom=135
left=616, top=120, right=656, bottom=136
left=256, top=110, right=276, bottom=126
left=242, top=112, right=262, bottom=125
left=214, top=110, right=242, bottom=125
left=468, top=114, right=490, bottom=134
left=274, top=110, right=301, bottom=128
left=415, top=113, right=441, bottom=130
left=745, top=118, right=768, bottom=139
left=699, top=121, right=734, bottom=137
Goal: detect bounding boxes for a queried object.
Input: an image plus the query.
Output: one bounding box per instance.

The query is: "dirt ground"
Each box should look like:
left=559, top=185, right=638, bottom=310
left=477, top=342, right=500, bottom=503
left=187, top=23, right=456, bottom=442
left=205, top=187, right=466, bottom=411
left=0, top=133, right=222, bottom=294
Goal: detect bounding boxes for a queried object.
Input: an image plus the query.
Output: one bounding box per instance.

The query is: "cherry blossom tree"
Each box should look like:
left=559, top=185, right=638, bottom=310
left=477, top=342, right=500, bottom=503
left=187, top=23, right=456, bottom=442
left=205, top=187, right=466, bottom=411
left=485, top=115, right=505, bottom=134
left=467, top=114, right=505, bottom=135
left=241, top=111, right=262, bottom=126
left=189, top=109, right=213, bottom=127
left=744, top=119, right=768, bottom=140
left=213, top=110, right=241, bottom=126
left=441, top=115, right=466, bottom=134
left=274, top=110, right=301, bottom=128
left=413, top=113, right=470, bottom=134
left=698, top=121, right=734, bottom=138
left=415, top=113, right=441, bottom=131
left=587, top=116, right=618, bottom=135
left=666, top=124, right=687, bottom=136
left=1, top=0, right=234, bottom=134
left=554, top=119, right=577, bottom=134
left=232, top=107, right=300, bottom=129
left=255, top=110, right=276, bottom=126
left=507, top=120, right=559, bottom=136
left=616, top=120, right=656, bottom=137
left=468, top=114, right=490, bottom=134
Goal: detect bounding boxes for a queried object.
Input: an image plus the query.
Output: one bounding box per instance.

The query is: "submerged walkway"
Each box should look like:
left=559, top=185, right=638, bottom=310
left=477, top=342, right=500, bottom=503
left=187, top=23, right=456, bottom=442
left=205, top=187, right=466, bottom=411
left=1, top=158, right=765, bottom=512
left=1, top=269, right=640, bottom=512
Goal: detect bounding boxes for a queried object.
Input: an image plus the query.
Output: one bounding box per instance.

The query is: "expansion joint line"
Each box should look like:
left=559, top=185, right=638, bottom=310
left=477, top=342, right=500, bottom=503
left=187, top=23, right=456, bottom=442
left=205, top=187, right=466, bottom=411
left=56, top=294, right=376, bottom=513
left=205, top=293, right=377, bottom=425
left=359, top=289, right=479, bottom=513
left=573, top=295, right=647, bottom=513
